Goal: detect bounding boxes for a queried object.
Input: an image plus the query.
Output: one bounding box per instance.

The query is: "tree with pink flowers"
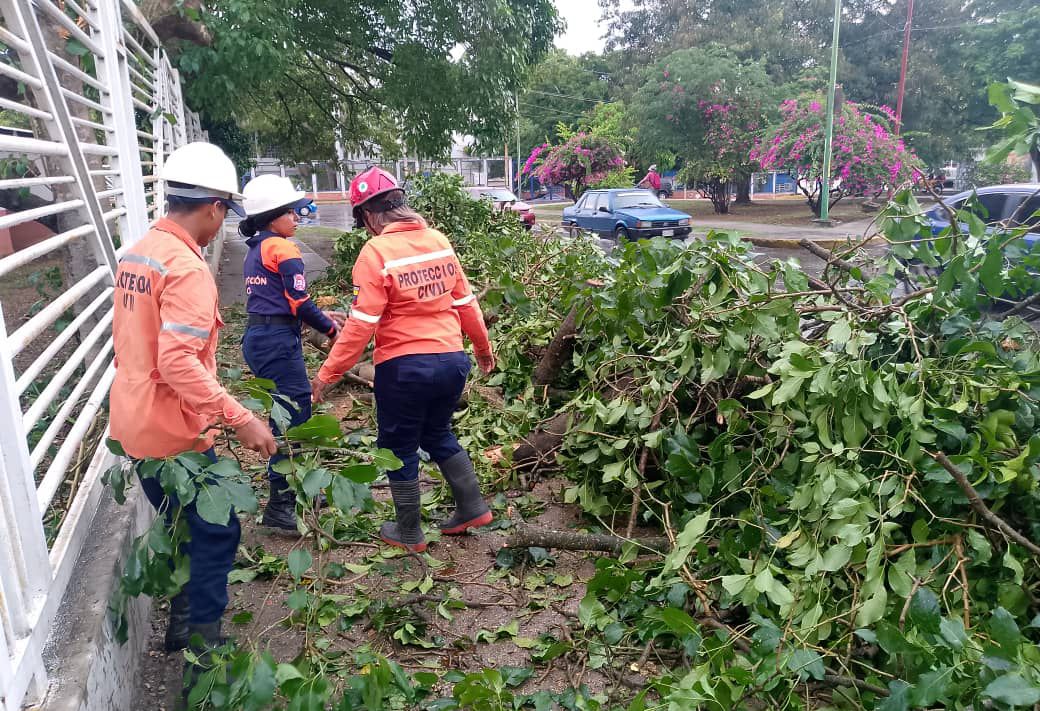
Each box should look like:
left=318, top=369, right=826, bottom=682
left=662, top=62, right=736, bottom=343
left=530, top=133, right=627, bottom=202
left=753, top=96, right=923, bottom=217
left=630, top=47, right=774, bottom=214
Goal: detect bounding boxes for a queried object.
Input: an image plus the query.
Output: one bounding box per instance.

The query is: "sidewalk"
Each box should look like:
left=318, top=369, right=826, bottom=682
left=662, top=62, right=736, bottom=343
left=690, top=217, right=879, bottom=248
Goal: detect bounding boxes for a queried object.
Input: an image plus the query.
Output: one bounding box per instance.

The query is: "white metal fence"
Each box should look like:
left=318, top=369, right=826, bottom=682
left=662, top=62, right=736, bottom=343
left=0, top=1, right=202, bottom=708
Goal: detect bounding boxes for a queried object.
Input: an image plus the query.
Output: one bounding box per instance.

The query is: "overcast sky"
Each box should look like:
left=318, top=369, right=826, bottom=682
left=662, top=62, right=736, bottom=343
left=554, top=0, right=614, bottom=55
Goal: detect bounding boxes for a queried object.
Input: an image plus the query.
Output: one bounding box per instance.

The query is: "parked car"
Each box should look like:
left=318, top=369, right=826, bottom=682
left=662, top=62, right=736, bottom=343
left=295, top=198, right=318, bottom=219
left=926, top=184, right=1040, bottom=245
left=562, top=189, right=692, bottom=241
left=465, top=186, right=536, bottom=229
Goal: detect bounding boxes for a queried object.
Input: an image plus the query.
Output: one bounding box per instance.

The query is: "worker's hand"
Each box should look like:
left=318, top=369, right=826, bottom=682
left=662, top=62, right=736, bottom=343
left=235, top=416, right=278, bottom=457
left=476, top=353, right=496, bottom=375
left=324, top=310, right=348, bottom=329
left=311, top=376, right=331, bottom=404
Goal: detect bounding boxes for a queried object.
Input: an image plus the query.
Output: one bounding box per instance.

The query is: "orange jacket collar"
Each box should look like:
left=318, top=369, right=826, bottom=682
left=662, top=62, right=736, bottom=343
left=153, top=217, right=204, bottom=259
left=380, top=220, right=425, bottom=236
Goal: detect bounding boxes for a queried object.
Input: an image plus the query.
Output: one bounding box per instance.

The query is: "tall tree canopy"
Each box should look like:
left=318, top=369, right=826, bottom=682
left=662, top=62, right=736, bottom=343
left=630, top=47, right=776, bottom=213
left=514, top=50, right=617, bottom=158
left=172, top=0, right=559, bottom=163
left=598, top=0, right=1040, bottom=167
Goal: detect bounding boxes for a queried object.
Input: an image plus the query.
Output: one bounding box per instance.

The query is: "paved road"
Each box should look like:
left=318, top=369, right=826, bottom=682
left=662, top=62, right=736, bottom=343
left=261, top=201, right=885, bottom=283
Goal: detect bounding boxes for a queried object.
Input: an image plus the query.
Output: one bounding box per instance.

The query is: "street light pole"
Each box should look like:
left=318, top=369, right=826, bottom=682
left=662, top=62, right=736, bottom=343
left=894, top=0, right=915, bottom=134
left=516, top=92, right=522, bottom=196
left=817, top=0, right=843, bottom=225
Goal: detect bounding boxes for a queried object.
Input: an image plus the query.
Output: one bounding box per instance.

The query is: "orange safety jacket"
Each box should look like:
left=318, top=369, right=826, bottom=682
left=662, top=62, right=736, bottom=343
left=317, top=221, right=492, bottom=384
left=110, top=217, right=253, bottom=459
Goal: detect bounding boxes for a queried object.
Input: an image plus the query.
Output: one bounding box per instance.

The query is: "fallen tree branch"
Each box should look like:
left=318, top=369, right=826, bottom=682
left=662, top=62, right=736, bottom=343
left=396, top=593, right=513, bottom=609
left=504, top=521, right=671, bottom=554
left=799, top=239, right=857, bottom=274
left=533, top=303, right=580, bottom=388
left=821, top=674, right=890, bottom=697
left=930, top=451, right=1040, bottom=558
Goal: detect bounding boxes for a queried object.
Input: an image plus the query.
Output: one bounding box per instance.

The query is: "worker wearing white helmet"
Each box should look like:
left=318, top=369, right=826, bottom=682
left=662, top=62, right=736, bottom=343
left=238, top=174, right=342, bottom=530
left=109, top=142, right=277, bottom=698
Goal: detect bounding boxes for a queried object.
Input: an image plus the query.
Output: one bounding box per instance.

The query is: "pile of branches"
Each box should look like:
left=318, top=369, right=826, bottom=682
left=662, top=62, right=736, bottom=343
left=448, top=188, right=1040, bottom=708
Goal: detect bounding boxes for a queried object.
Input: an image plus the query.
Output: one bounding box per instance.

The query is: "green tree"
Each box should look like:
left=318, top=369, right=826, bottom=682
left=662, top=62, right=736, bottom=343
left=175, top=0, right=559, bottom=163
left=515, top=51, right=615, bottom=157
left=629, top=47, right=775, bottom=213
left=984, top=79, right=1040, bottom=179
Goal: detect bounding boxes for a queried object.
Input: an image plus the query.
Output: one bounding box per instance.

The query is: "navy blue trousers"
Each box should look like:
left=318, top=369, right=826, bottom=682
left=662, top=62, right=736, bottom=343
left=375, top=352, right=470, bottom=481
left=137, top=449, right=239, bottom=625
left=242, top=324, right=311, bottom=487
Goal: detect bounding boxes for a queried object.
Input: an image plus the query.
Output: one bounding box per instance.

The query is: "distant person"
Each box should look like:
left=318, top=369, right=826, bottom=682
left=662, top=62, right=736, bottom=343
left=639, top=164, right=662, bottom=192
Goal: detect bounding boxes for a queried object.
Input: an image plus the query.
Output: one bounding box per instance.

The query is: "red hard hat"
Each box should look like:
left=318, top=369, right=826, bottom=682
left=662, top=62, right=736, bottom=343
left=350, top=166, right=399, bottom=211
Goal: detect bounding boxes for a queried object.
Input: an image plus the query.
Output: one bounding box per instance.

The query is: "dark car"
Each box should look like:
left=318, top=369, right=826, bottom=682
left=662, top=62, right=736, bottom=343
left=562, top=189, right=692, bottom=241
left=926, top=184, right=1040, bottom=246
left=295, top=199, right=318, bottom=219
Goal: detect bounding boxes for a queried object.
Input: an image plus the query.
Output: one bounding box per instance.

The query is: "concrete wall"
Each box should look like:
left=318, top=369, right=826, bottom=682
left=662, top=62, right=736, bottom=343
left=39, top=485, right=154, bottom=711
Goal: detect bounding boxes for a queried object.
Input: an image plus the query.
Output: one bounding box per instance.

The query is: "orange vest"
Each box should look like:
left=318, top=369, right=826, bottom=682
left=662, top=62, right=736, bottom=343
left=110, top=218, right=252, bottom=459
left=317, top=221, right=492, bottom=383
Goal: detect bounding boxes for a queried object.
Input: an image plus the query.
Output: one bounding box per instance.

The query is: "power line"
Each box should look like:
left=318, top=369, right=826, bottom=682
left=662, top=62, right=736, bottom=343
left=525, top=88, right=612, bottom=104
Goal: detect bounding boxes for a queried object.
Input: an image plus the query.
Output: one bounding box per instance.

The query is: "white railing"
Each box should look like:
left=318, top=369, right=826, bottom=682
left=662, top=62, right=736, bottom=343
left=0, top=2, right=202, bottom=708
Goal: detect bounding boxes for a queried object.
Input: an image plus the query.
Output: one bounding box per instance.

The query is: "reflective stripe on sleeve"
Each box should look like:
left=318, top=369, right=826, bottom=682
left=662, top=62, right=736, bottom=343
left=161, top=322, right=211, bottom=339
left=120, top=253, right=169, bottom=275
left=380, top=248, right=455, bottom=276
left=452, top=294, right=475, bottom=307
left=349, top=309, right=381, bottom=324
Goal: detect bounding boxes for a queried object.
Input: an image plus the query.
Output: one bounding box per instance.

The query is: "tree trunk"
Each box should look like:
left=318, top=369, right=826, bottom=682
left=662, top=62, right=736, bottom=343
left=532, top=304, right=579, bottom=388
left=138, top=0, right=211, bottom=47
left=708, top=179, right=730, bottom=214
left=1030, top=145, right=1040, bottom=182
left=512, top=412, right=572, bottom=467
left=733, top=173, right=752, bottom=205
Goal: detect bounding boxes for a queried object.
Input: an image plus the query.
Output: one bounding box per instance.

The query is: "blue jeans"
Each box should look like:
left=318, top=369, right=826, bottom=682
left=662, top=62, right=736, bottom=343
left=242, top=324, right=311, bottom=487
left=374, top=352, right=470, bottom=481
left=136, top=448, right=239, bottom=625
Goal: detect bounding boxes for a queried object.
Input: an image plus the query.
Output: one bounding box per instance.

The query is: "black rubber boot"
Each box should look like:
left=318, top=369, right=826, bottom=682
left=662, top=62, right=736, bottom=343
left=261, top=480, right=298, bottom=531
left=379, top=479, right=427, bottom=552
left=163, top=591, right=191, bottom=652
left=438, top=451, right=493, bottom=535
left=180, top=621, right=226, bottom=709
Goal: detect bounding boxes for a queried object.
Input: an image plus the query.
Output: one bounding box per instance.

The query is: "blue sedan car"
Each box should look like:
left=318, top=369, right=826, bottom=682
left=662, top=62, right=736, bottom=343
left=926, top=184, right=1040, bottom=246
left=562, top=189, right=693, bottom=240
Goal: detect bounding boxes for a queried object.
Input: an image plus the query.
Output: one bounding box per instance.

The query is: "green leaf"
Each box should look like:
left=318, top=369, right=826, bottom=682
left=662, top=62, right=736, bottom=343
left=983, top=674, right=1040, bottom=707
left=228, top=568, right=258, bottom=584
left=988, top=607, right=1022, bottom=652
left=372, top=448, right=404, bottom=471
left=877, top=680, right=912, bottom=711
left=195, top=484, right=233, bottom=525
left=657, top=608, right=701, bottom=640
left=231, top=611, right=254, bottom=624
left=275, top=663, right=305, bottom=685
left=654, top=510, right=711, bottom=581
left=288, top=549, right=312, bottom=580
left=939, top=616, right=969, bottom=650
left=908, top=587, right=941, bottom=634
left=107, top=438, right=127, bottom=456
left=787, top=649, right=825, bottom=681
left=286, top=414, right=342, bottom=442
left=340, top=463, right=380, bottom=484
left=301, top=467, right=333, bottom=499
left=910, top=666, right=955, bottom=706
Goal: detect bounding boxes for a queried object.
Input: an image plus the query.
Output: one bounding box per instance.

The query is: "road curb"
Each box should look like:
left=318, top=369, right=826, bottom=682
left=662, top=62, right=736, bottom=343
left=743, top=235, right=882, bottom=248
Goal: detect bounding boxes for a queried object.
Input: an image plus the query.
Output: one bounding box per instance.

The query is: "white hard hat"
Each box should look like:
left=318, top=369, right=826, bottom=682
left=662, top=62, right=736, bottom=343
left=160, top=142, right=245, bottom=216
left=649, top=164, right=658, bottom=171
left=242, top=174, right=309, bottom=216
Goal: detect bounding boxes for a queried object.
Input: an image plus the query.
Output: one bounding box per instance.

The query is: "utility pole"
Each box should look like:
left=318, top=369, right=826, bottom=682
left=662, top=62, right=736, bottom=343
left=894, top=0, right=915, bottom=134
left=816, top=0, right=843, bottom=226
left=516, top=92, right=521, bottom=197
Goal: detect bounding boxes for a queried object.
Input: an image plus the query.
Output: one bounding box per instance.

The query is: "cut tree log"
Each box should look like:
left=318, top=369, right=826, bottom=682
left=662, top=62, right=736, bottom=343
left=504, top=521, right=671, bottom=554
left=512, top=412, right=573, bottom=468
left=532, top=303, right=580, bottom=387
